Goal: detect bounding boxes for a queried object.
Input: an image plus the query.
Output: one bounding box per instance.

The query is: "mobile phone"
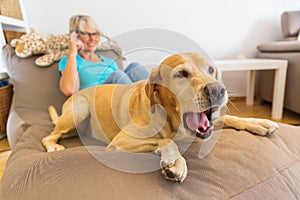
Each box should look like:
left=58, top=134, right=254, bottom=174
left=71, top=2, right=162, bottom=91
left=70, top=30, right=82, bottom=51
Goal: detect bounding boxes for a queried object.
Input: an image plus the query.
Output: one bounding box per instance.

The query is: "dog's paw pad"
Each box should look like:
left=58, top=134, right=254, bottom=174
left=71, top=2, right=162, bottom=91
left=163, top=168, right=176, bottom=179
left=161, top=156, right=187, bottom=182
left=47, top=144, right=65, bottom=152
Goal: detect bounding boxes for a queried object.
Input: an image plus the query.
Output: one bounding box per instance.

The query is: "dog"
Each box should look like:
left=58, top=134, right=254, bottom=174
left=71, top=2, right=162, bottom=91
left=42, top=53, right=278, bottom=182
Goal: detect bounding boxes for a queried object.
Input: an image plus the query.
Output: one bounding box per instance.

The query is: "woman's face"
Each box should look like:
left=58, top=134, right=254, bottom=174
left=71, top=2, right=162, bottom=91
left=78, top=24, right=100, bottom=52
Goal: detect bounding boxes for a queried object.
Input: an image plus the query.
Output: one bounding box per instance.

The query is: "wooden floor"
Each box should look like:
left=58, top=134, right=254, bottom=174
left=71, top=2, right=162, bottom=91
left=0, top=138, right=10, bottom=152
left=0, top=138, right=11, bottom=181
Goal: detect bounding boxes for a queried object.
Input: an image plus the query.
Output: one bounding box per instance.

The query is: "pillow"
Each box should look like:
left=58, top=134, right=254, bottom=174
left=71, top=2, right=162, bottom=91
left=257, top=40, right=300, bottom=52
left=2, top=45, right=67, bottom=131
left=281, top=10, right=300, bottom=38
left=2, top=44, right=124, bottom=147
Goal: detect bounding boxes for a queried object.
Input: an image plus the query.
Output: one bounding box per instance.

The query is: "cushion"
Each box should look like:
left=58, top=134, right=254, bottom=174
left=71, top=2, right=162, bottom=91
left=281, top=10, right=300, bottom=38
left=1, top=122, right=300, bottom=199
left=1, top=45, right=123, bottom=147
left=2, top=44, right=300, bottom=199
left=257, top=40, right=300, bottom=52
left=2, top=45, right=67, bottom=125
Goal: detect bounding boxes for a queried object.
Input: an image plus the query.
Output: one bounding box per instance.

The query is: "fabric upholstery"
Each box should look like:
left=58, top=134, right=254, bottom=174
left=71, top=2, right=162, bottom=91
left=1, top=45, right=123, bottom=147
left=256, top=10, right=300, bottom=114
left=1, top=123, right=300, bottom=199
left=256, top=51, right=300, bottom=114
left=1, top=44, right=300, bottom=199
left=281, top=10, right=300, bottom=38
left=257, top=40, right=300, bottom=52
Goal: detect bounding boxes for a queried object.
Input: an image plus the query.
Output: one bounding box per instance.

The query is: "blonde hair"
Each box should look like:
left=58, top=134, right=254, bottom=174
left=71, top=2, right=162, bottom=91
left=69, top=15, right=102, bottom=35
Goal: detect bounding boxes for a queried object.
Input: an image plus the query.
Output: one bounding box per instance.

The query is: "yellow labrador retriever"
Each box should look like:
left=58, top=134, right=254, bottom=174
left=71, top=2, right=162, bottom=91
left=42, top=53, right=278, bottom=182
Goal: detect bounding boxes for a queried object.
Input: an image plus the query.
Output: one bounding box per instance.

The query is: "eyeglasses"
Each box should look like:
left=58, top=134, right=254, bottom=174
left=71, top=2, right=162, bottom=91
left=75, top=30, right=100, bottom=38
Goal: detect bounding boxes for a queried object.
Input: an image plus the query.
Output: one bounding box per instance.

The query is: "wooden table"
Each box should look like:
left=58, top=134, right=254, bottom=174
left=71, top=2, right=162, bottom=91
left=214, top=59, right=288, bottom=120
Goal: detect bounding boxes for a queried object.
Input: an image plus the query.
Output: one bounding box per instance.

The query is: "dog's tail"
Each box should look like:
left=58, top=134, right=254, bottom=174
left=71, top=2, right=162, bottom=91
left=48, top=105, right=59, bottom=125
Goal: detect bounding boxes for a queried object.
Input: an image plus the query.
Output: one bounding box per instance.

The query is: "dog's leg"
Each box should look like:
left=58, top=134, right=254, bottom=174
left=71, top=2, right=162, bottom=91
left=106, top=132, right=187, bottom=182
left=214, top=115, right=279, bottom=136
left=42, top=96, right=90, bottom=152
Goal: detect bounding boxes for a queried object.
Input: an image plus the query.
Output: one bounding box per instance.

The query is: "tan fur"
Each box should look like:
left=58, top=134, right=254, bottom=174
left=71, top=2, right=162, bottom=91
left=42, top=53, right=278, bottom=182
left=48, top=106, right=59, bottom=125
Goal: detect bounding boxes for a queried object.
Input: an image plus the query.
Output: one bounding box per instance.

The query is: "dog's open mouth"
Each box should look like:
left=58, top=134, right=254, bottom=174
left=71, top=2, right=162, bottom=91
left=183, top=109, right=214, bottom=139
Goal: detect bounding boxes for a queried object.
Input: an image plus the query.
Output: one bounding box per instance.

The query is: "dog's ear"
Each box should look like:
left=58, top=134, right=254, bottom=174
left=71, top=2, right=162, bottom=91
left=145, top=67, right=161, bottom=113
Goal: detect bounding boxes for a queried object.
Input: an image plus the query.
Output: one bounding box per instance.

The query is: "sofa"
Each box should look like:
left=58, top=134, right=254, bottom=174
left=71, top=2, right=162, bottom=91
left=1, top=44, right=300, bottom=199
left=256, top=10, right=300, bottom=114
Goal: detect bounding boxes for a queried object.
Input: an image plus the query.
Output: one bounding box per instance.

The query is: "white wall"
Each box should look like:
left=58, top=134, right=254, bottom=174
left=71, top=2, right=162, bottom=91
left=10, top=0, right=300, bottom=95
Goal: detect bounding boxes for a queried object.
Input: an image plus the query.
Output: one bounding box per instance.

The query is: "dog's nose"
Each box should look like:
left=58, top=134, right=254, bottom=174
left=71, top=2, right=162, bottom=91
left=203, top=83, right=226, bottom=104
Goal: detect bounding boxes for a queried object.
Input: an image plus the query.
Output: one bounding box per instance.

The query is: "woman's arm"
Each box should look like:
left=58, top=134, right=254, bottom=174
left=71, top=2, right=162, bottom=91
left=59, top=32, right=83, bottom=96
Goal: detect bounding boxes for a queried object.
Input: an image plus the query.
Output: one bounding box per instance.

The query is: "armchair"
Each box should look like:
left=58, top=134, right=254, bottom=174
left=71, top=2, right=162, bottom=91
left=256, top=10, right=300, bottom=114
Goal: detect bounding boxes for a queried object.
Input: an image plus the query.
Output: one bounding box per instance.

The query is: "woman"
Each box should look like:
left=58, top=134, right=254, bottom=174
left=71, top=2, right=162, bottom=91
left=58, top=15, right=149, bottom=96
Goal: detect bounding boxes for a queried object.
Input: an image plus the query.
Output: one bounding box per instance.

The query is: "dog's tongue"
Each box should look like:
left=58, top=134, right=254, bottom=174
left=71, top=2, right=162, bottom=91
left=186, top=112, right=209, bottom=132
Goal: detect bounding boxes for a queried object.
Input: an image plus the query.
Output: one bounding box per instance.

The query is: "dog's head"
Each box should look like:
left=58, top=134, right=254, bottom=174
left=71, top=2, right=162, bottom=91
left=146, top=53, right=228, bottom=139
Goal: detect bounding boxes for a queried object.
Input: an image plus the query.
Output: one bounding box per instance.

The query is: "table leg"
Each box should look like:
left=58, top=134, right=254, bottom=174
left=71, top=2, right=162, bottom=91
left=246, top=70, right=256, bottom=105
left=272, top=65, right=287, bottom=119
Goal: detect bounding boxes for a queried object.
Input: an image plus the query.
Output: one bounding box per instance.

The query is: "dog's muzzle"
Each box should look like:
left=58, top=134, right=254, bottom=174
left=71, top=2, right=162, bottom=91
left=183, top=82, right=227, bottom=139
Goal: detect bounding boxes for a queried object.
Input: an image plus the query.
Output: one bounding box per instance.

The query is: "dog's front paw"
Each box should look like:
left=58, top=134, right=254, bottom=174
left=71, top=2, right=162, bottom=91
left=42, top=136, right=66, bottom=152
left=244, top=118, right=279, bottom=136
left=46, top=144, right=65, bottom=152
left=161, top=156, right=187, bottom=182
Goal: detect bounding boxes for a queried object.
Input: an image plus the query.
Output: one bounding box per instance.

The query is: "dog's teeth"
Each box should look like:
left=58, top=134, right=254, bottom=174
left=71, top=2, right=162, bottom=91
left=196, top=129, right=201, bottom=134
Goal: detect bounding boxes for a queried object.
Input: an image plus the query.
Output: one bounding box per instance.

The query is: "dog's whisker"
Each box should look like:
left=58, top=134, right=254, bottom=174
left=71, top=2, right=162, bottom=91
left=225, top=106, right=232, bottom=114
left=227, top=100, right=240, bottom=112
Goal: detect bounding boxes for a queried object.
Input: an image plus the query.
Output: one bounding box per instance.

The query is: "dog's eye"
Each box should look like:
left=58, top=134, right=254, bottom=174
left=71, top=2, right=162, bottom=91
left=208, top=66, right=215, bottom=74
left=174, top=70, right=188, bottom=78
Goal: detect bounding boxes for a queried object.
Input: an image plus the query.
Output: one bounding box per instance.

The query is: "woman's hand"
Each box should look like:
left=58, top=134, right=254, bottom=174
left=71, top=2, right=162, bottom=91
left=69, top=31, right=83, bottom=55
left=59, top=31, right=82, bottom=96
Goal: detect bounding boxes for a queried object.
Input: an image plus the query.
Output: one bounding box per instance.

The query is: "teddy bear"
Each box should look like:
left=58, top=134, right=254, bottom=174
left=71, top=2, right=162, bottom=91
left=10, top=29, right=124, bottom=67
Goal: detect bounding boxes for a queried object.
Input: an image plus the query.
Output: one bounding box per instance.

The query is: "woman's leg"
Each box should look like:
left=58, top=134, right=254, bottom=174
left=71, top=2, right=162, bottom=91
left=102, top=70, right=133, bottom=84
left=124, top=62, right=149, bottom=82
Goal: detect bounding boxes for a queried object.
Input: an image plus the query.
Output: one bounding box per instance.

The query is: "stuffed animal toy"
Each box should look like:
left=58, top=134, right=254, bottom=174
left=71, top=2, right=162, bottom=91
left=10, top=29, right=124, bottom=67
left=10, top=29, right=69, bottom=67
